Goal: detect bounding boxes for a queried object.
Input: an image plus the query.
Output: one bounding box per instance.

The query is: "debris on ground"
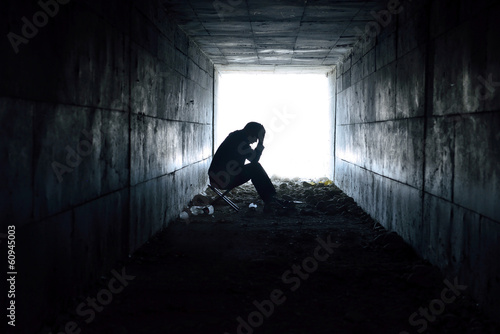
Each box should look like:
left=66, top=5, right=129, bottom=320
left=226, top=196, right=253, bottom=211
left=204, top=177, right=363, bottom=219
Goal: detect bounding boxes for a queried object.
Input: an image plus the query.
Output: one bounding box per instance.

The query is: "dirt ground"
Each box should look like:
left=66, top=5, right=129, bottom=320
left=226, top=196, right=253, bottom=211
left=47, top=179, right=498, bottom=334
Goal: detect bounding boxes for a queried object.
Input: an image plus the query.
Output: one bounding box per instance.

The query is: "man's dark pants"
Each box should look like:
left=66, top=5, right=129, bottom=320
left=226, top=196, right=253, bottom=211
left=209, top=162, right=276, bottom=203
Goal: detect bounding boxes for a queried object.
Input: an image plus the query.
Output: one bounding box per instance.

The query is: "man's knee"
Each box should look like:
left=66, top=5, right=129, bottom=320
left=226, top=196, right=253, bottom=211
left=245, top=161, right=259, bottom=170
left=245, top=162, right=266, bottom=176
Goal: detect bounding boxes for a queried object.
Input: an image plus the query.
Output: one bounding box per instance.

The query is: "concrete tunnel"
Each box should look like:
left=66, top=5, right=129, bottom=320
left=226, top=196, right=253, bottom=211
left=1, top=0, right=499, bottom=332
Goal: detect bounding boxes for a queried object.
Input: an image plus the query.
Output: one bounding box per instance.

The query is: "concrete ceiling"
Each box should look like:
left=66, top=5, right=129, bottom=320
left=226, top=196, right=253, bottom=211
left=162, top=0, right=388, bottom=71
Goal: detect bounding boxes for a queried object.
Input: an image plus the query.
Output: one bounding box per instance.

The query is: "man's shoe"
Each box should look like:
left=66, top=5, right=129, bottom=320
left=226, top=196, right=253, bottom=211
left=275, top=198, right=295, bottom=209
left=264, top=198, right=294, bottom=213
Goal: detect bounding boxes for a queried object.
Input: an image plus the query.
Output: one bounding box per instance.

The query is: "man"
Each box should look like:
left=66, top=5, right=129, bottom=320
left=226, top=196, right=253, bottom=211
left=209, top=122, right=281, bottom=209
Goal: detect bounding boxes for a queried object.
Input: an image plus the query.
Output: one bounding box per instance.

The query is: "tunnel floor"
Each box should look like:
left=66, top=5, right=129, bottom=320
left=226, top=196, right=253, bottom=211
left=65, top=179, right=496, bottom=334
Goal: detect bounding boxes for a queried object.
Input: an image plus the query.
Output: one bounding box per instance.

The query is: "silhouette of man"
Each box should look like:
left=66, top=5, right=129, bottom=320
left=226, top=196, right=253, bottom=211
left=208, top=122, right=278, bottom=206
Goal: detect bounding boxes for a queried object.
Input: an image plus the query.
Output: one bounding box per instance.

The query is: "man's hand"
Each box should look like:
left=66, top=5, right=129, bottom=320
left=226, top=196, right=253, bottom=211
left=257, top=129, right=265, bottom=148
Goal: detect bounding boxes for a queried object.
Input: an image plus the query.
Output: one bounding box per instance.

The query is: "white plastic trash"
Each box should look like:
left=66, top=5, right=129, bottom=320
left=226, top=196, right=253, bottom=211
left=190, top=206, right=204, bottom=215
left=249, top=203, right=257, bottom=209
left=190, top=205, right=214, bottom=215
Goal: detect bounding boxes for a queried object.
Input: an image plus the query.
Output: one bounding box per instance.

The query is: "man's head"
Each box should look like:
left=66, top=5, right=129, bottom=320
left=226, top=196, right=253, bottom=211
left=243, top=122, right=265, bottom=143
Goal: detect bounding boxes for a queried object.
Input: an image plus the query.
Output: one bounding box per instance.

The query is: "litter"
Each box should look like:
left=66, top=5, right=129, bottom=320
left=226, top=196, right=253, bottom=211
left=190, top=205, right=214, bottom=215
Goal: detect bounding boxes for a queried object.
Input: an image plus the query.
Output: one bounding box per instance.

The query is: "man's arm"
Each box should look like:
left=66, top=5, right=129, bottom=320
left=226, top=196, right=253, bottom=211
left=249, top=129, right=265, bottom=163
left=249, top=144, right=264, bottom=163
left=236, top=126, right=266, bottom=164
left=257, top=129, right=265, bottom=149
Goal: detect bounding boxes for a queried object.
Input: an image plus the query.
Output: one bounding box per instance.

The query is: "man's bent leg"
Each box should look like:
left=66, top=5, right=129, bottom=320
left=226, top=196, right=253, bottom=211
left=209, top=169, right=232, bottom=189
left=242, top=163, right=276, bottom=203
left=210, top=168, right=251, bottom=190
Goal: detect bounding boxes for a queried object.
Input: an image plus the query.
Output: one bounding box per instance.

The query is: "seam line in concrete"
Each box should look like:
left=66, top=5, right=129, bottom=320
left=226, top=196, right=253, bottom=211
left=31, top=97, right=35, bottom=224
left=173, top=4, right=214, bottom=75
left=326, top=3, right=361, bottom=61
left=333, top=67, right=337, bottom=182
left=337, top=158, right=420, bottom=190
left=336, top=157, right=500, bottom=223
left=22, top=187, right=130, bottom=230
left=429, top=2, right=500, bottom=42
left=247, top=0, right=259, bottom=64
left=1, top=98, right=130, bottom=114
left=130, top=30, right=211, bottom=78
left=427, top=110, right=500, bottom=118
left=451, top=113, right=456, bottom=204
left=132, top=157, right=211, bottom=187
left=26, top=158, right=210, bottom=230
left=131, top=115, right=212, bottom=125
left=126, top=0, right=133, bottom=256
left=421, top=0, right=433, bottom=251
left=212, top=68, right=216, bottom=156
left=422, top=191, right=500, bottom=226
left=78, top=1, right=130, bottom=36
left=291, top=0, right=308, bottom=64
left=336, top=115, right=425, bottom=126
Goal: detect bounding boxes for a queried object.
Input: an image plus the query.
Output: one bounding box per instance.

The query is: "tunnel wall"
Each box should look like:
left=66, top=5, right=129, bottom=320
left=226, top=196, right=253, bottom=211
left=327, top=68, right=337, bottom=181
left=334, top=0, right=500, bottom=315
left=0, top=0, right=213, bottom=331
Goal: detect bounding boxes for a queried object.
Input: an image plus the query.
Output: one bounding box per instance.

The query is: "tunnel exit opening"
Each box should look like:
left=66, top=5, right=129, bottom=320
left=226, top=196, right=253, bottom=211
left=215, top=71, right=333, bottom=180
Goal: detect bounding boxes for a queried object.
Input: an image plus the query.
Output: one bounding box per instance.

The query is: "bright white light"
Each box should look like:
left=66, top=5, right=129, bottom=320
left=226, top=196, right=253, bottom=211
left=216, top=72, right=332, bottom=179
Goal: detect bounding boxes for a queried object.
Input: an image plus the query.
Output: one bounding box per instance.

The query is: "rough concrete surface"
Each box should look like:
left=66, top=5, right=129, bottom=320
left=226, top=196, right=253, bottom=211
left=162, top=0, right=388, bottom=68
left=335, top=0, right=500, bottom=319
left=1, top=1, right=214, bottom=332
